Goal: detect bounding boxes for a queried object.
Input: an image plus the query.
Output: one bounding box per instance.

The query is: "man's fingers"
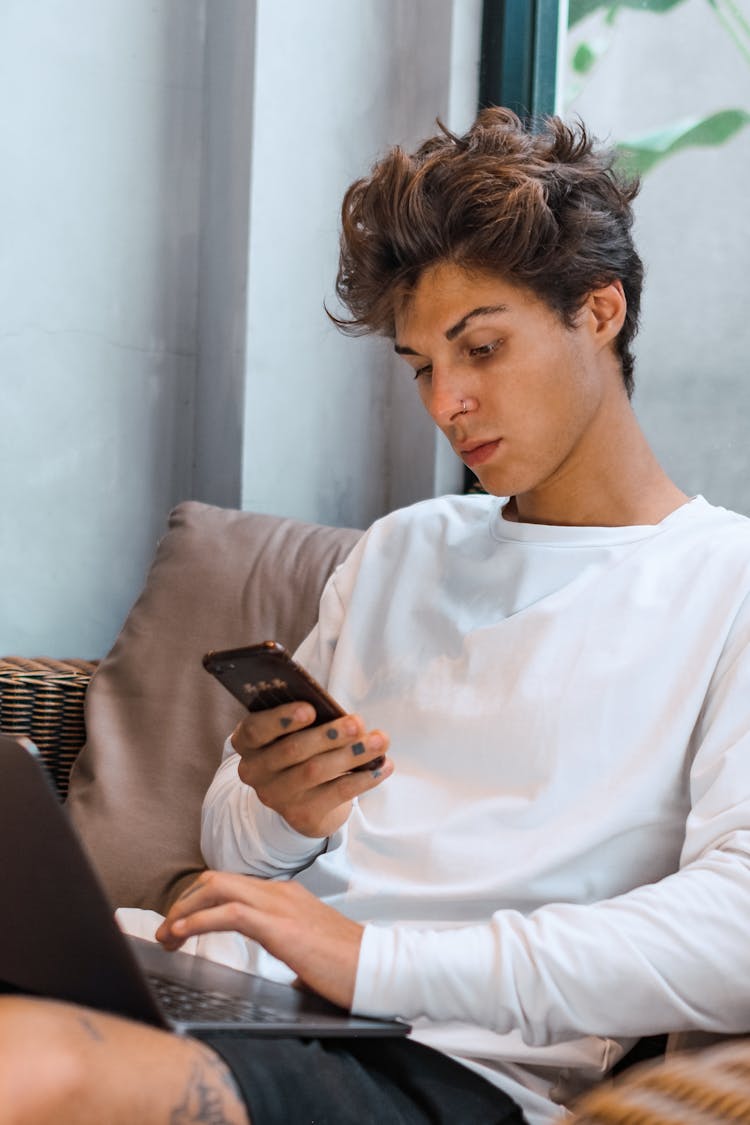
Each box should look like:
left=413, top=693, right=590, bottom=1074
left=158, top=872, right=303, bottom=946
left=167, top=871, right=290, bottom=921
left=231, top=702, right=317, bottom=755
left=236, top=714, right=373, bottom=795
left=183, top=902, right=253, bottom=937
left=288, top=729, right=388, bottom=785
left=270, top=715, right=365, bottom=771
left=289, top=753, right=394, bottom=833
left=232, top=705, right=369, bottom=770
left=157, top=874, right=255, bottom=945
left=166, top=902, right=268, bottom=945
left=321, top=752, right=394, bottom=801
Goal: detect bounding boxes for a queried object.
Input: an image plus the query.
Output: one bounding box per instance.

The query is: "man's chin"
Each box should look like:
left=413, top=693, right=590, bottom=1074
left=469, top=468, right=513, bottom=498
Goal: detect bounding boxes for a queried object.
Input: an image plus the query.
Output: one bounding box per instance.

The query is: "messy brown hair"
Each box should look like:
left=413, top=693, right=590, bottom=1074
left=332, top=107, right=643, bottom=397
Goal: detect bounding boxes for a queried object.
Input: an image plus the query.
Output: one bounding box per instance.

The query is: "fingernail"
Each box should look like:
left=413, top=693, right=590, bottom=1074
left=369, top=733, right=384, bottom=751
left=294, top=704, right=314, bottom=722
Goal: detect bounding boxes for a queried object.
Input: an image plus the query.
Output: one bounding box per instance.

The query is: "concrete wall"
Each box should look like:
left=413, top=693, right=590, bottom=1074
left=239, top=0, right=479, bottom=529
left=0, top=0, right=481, bottom=658
left=0, top=0, right=205, bottom=657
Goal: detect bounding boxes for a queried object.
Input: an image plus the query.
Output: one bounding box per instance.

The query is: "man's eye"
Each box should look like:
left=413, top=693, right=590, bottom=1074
left=469, top=341, right=499, bottom=359
left=413, top=364, right=432, bottom=380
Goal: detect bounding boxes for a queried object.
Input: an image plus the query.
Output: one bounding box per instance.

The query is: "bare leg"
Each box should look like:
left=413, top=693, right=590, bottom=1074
left=0, top=995, right=250, bottom=1125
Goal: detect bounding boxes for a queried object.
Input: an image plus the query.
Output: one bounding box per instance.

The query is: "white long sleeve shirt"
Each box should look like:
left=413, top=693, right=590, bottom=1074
left=202, top=494, right=750, bottom=1123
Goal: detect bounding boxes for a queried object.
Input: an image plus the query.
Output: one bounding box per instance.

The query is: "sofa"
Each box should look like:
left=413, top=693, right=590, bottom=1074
left=0, top=501, right=362, bottom=913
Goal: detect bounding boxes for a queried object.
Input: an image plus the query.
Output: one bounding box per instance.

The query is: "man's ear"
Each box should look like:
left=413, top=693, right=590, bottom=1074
left=583, top=280, right=627, bottom=350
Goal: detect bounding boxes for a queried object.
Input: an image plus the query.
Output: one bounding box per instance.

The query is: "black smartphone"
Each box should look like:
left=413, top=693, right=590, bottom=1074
left=202, top=641, right=384, bottom=771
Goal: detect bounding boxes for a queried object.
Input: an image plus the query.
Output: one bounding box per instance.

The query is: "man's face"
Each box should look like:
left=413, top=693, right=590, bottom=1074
left=393, top=262, right=618, bottom=504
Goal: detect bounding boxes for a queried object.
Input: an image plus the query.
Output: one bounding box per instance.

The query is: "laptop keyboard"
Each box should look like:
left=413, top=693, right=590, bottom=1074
left=148, top=972, right=301, bottom=1025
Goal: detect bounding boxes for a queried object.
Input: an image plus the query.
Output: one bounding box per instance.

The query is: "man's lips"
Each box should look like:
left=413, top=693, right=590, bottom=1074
left=458, top=439, right=501, bottom=469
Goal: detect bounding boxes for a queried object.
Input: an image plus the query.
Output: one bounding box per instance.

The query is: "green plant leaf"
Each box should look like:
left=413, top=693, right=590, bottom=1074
left=708, top=0, right=750, bottom=67
left=569, top=0, right=688, bottom=27
left=621, top=0, right=689, bottom=9
left=572, top=41, right=599, bottom=73
left=615, top=108, right=750, bottom=175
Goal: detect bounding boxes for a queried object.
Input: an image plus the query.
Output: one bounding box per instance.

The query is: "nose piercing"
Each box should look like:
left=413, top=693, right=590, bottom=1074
left=461, top=400, right=467, bottom=414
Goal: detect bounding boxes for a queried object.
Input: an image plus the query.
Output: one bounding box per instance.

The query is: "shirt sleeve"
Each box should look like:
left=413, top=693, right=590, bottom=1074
left=200, top=563, right=351, bottom=878
left=353, top=603, right=750, bottom=1044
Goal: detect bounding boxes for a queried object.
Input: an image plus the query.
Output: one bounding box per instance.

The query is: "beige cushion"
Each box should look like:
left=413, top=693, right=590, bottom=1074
left=66, top=501, right=362, bottom=914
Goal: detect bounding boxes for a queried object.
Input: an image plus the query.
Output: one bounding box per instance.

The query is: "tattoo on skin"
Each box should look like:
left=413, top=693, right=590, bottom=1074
left=326, top=728, right=338, bottom=740
left=169, top=1051, right=246, bottom=1125
left=351, top=742, right=366, bottom=756
left=279, top=716, right=293, bottom=729
left=77, top=1015, right=105, bottom=1042
left=203, top=1044, right=243, bottom=1096
left=178, top=880, right=204, bottom=903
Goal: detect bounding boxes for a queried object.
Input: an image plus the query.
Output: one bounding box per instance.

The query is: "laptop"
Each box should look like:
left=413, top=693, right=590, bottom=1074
left=0, top=734, right=409, bottom=1040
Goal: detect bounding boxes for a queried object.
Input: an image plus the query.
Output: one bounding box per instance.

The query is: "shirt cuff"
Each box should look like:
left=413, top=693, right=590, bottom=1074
left=246, top=792, right=328, bottom=868
left=352, top=921, right=502, bottom=1026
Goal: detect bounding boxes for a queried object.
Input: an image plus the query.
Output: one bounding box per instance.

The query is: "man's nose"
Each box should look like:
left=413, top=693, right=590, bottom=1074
left=426, top=367, right=471, bottom=424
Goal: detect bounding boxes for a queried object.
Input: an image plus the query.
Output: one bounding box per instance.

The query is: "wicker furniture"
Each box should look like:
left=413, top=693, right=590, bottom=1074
left=0, top=656, right=97, bottom=799
left=570, top=1038, right=750, bottom=1124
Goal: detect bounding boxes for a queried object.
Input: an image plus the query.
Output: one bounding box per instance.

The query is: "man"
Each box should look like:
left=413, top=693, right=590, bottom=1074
left=2, top=108, right=749, bottom=1125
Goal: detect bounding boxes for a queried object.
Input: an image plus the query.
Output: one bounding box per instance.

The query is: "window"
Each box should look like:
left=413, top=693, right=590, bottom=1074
left=564, top=0, right=750, bottom=513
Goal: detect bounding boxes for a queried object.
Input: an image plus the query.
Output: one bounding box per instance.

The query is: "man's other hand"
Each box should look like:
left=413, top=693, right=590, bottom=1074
left=156, top=872, right=363, bottom=1010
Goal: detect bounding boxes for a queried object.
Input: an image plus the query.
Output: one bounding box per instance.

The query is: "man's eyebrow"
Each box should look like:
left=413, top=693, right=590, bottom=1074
left=445, top=305, right=509, bottom=341
left=394, top=304, right=509, bottom=355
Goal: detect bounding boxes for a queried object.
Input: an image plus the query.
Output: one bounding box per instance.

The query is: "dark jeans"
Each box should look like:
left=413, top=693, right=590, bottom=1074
left=204, top=1034, right=528, bottom=1125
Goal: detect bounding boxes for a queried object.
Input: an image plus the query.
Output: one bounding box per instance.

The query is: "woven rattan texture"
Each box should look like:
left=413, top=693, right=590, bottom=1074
left=571, top=1039, right=750, bottom=1124
left=0, top=657, right=96, bottom=799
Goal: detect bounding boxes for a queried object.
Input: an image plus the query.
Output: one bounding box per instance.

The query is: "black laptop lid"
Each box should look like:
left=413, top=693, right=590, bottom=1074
left=0, top=735, right=165, bottom=1026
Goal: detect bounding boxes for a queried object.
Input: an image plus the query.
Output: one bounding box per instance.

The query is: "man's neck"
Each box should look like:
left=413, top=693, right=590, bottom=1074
left=508, top=395, right=689, bottom=528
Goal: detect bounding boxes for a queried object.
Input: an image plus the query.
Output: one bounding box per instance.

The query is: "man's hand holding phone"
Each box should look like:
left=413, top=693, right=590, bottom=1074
left=230, top=703, right=391, bottom=838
